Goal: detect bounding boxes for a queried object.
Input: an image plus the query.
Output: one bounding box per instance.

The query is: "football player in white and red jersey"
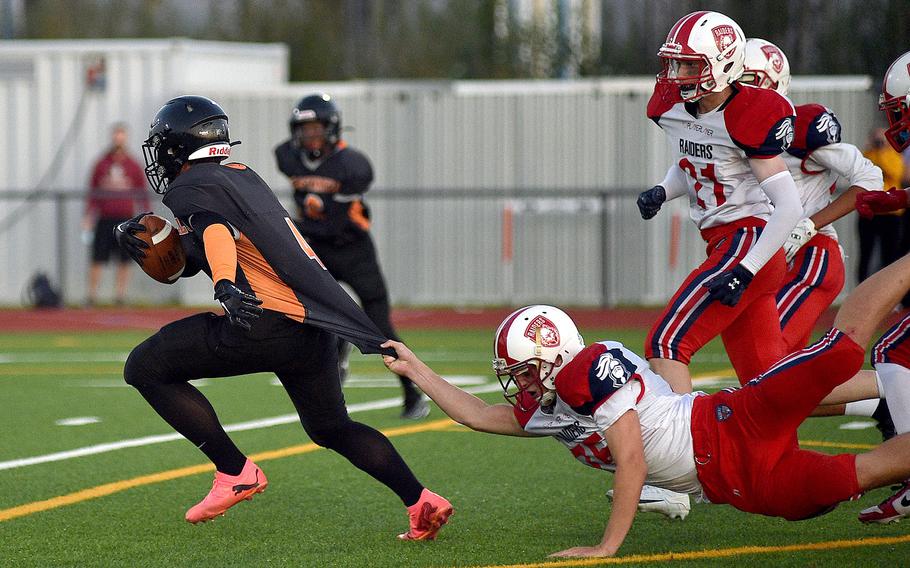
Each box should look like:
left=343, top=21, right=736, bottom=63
left=638, top=11, right=802, bottom=394
left=741, top=38, right=884, bottom=353
left=381, top=254, right=910, bottom=558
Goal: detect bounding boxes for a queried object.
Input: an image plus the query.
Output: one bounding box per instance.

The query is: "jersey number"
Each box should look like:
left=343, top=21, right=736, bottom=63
left=569, top=432, right=614, bottom=471
left=285, top=217, right=327, bottom=270
left=679, top=159, right=725, bottom=209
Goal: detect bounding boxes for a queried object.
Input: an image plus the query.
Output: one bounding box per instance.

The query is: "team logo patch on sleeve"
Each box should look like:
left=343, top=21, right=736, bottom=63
left=815, top=113, right=841, bottom=144
left=593, top=352, right=631, bottom=388
left=775, top=117, right=795, bottom=150
left=715, top=404, right=733, bottom=421
left=524, top=315, right=560, bottom=347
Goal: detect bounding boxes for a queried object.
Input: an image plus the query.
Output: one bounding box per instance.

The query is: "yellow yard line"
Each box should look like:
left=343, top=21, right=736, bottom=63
left=469, top=535, right=910, bottom=567
left=0, top=418, right=454, bottom=523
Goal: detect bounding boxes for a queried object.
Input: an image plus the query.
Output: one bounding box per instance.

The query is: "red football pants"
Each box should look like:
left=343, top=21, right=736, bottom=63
left=777, top=234, right=845, bottom=352
left=690, top=329, right=864, bottom=520
left=646, top=217, right=787, bottom=384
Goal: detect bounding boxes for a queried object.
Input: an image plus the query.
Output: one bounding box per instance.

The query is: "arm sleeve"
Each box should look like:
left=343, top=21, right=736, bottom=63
left=739, top=170, right=803, bottom=274
left=809, top=144, right=884, bottom=190
left=659, top=164, right=689, bottom=201
left=202, top=223, right=238, bottom=285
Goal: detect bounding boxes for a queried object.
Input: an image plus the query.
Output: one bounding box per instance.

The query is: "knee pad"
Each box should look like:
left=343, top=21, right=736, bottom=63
left=123, top=337, right=165, bottom=389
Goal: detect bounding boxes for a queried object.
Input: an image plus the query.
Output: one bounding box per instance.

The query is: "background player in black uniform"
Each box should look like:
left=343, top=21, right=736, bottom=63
left=114, top=95, right=451, bottom=539
left=274, top=93, right=429, bottom=419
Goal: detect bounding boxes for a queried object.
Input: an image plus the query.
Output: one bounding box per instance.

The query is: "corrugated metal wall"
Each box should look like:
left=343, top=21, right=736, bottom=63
left=0, top=41, right=879, bottom=308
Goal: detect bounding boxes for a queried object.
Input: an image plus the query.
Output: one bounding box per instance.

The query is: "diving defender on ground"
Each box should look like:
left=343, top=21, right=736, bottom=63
left=383, top=252, right=910, bottom=558
left=114, top=96, right=451, bottom=539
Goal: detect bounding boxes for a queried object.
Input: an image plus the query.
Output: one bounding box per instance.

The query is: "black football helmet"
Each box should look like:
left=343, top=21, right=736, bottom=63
left=290, top=93, right=341, bottom=159
left=142, top=95, right=236, bottom=194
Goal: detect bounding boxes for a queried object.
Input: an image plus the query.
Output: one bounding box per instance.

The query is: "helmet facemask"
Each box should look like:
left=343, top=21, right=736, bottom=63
left=659, top=55, right=716, bottom=102
left=494, top=355, right=561, bottom=412
left=880, top=93, right=910, bottom=152
left=142, top=130, right=179, bottom=195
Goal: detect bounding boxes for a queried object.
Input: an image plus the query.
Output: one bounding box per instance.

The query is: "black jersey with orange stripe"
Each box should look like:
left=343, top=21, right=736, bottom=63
left=274, top=141, right=373, bottom=243
left=162, top=161, right=391, bottom=355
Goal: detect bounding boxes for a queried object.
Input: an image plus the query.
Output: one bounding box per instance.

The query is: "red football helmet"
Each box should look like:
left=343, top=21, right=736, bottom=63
left=880, top=51, right=910, bottom=152
left=657, top=11, right=746, bottom=102
left=492, top=305, right=584, bottom=411
left=741, top=38, right=791, bottom=96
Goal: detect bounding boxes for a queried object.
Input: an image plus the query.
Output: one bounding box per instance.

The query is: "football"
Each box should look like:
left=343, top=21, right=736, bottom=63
left=135, top=214, right=186, bottom=284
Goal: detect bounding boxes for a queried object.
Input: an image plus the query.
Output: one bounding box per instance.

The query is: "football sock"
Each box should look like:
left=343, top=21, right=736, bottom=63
left=131, top=381, right=247, bottom=475
left=844, top=398, right=878, bottom=417
left=875, top=363, right=910, bottom=435
left=327, top=420, right=424, bottom=506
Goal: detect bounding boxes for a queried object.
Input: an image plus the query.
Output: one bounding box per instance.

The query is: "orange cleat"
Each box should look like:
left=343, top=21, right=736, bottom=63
left=185, top=459, right=268, bottom=524
left=397, top=488, right=453, bottom=541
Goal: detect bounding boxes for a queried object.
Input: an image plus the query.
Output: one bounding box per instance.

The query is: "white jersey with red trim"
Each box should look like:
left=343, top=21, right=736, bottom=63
left=784, top=104, right=884, bottom=240
left=648, top=83, right=796, bottom=230
left=513, top=340, right=704, bottom=495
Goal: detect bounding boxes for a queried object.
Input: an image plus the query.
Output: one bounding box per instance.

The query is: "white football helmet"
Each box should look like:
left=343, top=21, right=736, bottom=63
left=880, top=51, right=910, bottom=152
left=741, top=38, right=791, bottom=96
left=657, top=11, right=746, bottom=102
left=492, top=305, right=584, bottom=410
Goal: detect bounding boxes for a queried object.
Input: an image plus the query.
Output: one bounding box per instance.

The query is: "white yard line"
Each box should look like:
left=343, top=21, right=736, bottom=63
left=0, top=383, right=503, bottom=471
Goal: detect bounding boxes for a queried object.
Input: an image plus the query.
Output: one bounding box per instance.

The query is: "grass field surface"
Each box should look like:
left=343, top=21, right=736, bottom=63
left=1, top=326, right=907, bottom=567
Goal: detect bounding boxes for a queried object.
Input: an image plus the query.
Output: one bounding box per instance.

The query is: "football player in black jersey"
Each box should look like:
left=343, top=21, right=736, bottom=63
left=274, top=93, right=429, bottom=420
left=114, top=95, right=451, bottom=538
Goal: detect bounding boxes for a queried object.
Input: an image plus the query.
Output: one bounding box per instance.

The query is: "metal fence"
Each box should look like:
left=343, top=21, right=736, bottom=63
left=0, top=187, right=863, bottom=309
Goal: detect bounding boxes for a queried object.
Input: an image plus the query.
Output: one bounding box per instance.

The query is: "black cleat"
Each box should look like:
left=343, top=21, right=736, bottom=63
left=873, top=399, right=897, bottom=442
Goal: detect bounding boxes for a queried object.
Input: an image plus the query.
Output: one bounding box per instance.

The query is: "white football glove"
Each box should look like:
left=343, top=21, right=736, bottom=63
left=783, top=217, right=817, bottom=263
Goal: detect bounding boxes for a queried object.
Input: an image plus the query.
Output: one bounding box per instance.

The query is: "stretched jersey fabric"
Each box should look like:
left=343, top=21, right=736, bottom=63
left=513, top=341, right=703, bottom=495
left=647, top=83, right=796, bottom=230
left=784, top=104, right=883, bottom=239
left=274, top=141, right=373, bottom=244
left=162, top=162, right=391, bottom=355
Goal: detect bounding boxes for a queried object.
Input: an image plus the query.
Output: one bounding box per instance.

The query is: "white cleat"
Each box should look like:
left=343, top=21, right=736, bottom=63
left=607, top=485, right=690, bottom=520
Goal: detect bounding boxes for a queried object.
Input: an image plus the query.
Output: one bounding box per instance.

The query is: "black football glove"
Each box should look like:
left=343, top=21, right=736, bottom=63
left=214, top=279, right=264, bottom=331
left=704, top=264, right=754, bottom=307
left=113, top=212, right=152, bottom=263
left=637, top=185, right=667, bottom=220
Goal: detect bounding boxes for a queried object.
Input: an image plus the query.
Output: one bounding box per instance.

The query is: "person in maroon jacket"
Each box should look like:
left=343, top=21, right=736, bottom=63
left=82, top=123, right=150, bottom=305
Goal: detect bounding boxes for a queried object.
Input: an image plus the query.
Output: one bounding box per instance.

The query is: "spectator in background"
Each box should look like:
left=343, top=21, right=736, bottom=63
left=858, top=127, right=905, bottom=284
left=82, top=123, right=149, bottom=306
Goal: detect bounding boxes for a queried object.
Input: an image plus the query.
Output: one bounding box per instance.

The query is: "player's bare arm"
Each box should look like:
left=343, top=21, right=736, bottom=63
left=835, top=252, right=910, bottom=347
left=549, top=410, right=647, bottom=558
left=382, top=340, right=533, bottom=437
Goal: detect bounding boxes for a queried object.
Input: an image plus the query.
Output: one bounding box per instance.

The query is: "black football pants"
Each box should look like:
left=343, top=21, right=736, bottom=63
left=123, top=310, right=423, bottom=505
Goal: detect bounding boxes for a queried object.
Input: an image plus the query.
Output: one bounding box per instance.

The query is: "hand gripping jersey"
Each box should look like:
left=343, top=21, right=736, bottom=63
left=162, top=162, right=391, bottom=355
left=648, top=83, right=796, bottom=230
left=784, top=104, right=884, bottom=239
left=513, top=340, right=704, bottom=496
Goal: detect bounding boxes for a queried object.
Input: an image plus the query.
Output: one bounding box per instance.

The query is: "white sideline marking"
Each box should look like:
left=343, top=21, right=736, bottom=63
left=0, top=383, right=502, bottom=471
left=268, top=375, right=487, bottom=388
left=55, top=417, right=101, bottom=426
left=839, top=421, right=877, bottom=430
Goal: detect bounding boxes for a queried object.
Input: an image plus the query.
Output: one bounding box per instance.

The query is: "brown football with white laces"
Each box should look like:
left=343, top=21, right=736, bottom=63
left=135, top=214, right=186, bottom=284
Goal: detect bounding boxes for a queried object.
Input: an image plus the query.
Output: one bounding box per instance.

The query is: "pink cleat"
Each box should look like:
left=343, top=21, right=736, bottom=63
left=398, top=488, right=453, bottom=541
left=859, top=481, right=910, bottom=524
left=186, top=459, right=268, bottom=524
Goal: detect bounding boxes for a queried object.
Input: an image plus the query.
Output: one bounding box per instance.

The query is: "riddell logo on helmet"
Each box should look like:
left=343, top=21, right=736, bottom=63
left=524, top=316, right=560, bottom=347
left=712, top=25, right=737, bottom=57
left=208, top=146, right=230, bottom=156
left=761, top=45, right=784, bottom=73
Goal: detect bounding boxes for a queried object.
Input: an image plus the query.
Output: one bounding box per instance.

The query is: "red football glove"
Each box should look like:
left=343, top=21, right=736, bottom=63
left=856, top=188, right=910, bottom=219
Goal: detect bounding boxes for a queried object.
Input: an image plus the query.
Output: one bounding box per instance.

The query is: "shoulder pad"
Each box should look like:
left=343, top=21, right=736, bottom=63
left=556, top=343, right=640, bottom=414
left=800, top=104, right=842, bottom=154
left=725, top=86, right=795, bottom=158
left=647, top=83, right=680, bottom=125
